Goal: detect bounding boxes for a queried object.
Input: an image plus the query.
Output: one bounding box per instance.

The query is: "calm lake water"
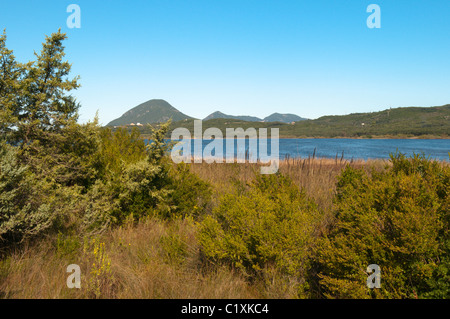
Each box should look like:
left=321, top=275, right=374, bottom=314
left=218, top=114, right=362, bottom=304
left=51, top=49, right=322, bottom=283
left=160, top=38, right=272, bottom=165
left=164, top=138, right=450, bottom=161
left=275, top=138, right=449, bottom=161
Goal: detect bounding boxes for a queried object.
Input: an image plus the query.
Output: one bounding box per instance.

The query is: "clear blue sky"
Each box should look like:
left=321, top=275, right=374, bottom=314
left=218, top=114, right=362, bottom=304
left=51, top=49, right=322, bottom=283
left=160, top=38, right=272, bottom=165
left=1, top=0, right=449, bottom=124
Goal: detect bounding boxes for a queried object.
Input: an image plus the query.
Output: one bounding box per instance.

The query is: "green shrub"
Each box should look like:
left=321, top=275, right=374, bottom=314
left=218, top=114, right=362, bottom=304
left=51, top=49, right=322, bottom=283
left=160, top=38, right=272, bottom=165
left=18, top=119, right=103, bottom=189
left=198, top=173, right=321, bottom=296
left=79, top=121, right=212, bottom=226
left=313, top=153, right=449, bottom=298
left=115, top=159, right=174, bottom=221
left=98, top=127, right=147, bottom=177
left=0, top=142, right=56, bottom=248
left=168, top=163, right=212, bottom=219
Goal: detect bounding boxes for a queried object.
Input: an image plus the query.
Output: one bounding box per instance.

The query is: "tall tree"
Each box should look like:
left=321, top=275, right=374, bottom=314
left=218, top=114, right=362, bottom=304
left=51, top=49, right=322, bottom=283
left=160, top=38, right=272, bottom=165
left=15, top=29, right=80, bottom=145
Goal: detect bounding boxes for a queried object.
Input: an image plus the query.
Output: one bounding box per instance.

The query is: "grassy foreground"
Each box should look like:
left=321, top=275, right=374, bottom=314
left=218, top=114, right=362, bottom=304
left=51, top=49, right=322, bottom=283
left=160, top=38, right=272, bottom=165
left=1, top=155, right=449, bottom=299
left=0, top=157, right=419, bottom=299
left=0, top=158, right=379, bottom=299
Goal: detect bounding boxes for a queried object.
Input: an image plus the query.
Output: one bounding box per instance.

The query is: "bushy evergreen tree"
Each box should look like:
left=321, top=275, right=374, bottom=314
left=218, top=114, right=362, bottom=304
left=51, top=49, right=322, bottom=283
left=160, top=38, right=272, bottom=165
left=0, top=30, right=22, bottom=140
left=13, top=30, right=80, bottom=146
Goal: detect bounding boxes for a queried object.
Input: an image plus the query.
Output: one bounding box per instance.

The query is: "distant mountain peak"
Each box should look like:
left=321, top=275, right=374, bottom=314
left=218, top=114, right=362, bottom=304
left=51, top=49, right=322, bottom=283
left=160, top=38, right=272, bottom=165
left=203, top=111, right=307, bottom=123
left=107, top=99, right=193, bottom=126
left=204, top=111, right=227, bottom=120
left=263, top=113, right=307, bottom=123
left=204, top=111, right=262, bottom=122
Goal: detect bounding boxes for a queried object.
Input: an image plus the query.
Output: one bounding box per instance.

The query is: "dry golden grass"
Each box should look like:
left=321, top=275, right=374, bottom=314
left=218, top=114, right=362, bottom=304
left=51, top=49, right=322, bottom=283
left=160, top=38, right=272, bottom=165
left=190, top=157, right=388, bottom=212
left=0, top=217, right=257, bottom=299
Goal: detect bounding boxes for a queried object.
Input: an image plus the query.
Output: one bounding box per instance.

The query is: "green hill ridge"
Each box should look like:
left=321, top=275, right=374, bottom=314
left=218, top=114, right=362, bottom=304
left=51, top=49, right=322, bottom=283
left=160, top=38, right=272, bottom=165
left=107, top=99, right=450, bottom=138
left=162, top=104, right=450, bottom=138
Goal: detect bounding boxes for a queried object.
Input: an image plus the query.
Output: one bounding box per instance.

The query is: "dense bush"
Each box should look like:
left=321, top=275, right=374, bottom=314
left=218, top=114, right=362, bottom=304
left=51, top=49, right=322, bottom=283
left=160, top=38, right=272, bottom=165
left=313, top=153, right=449, bottom=298
left=198, top=173, right=321, bottom=296
left=73, top=122, right=213, bottom=231
left=18, top=119, right=103, bottom=189
left=98, top=127, right=147, bottom=177
left=1, top=114, right=212, bottom=245
left=0, top=142, right=55, bottom=248
left=168, top=162, right=212, bottom=219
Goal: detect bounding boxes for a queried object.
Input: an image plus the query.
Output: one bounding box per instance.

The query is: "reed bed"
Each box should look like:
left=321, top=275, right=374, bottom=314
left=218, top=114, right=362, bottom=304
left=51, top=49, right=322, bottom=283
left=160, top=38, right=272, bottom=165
left=189, top=156, right=388, bottom=212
